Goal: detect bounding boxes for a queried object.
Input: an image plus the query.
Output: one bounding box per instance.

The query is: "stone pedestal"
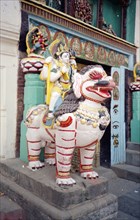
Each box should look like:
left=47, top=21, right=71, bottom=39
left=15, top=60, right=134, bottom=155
left=0, top=159, right=118, bottom=220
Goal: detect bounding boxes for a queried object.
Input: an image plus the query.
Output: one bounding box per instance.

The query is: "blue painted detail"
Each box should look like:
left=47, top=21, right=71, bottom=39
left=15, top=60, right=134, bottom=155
left=45, top=117, right=54, bottom=127
left=111, top=67, right=126, bottom=165
left=53, top=96, right=63, bottom=113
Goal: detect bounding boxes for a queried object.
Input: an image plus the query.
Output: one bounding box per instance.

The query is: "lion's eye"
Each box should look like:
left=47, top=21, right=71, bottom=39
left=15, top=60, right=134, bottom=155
left=113, top=109, right=118, bottom=114
left=89, top=72, right=102, bottom=80
left=113, top=124, right=119, bottom=129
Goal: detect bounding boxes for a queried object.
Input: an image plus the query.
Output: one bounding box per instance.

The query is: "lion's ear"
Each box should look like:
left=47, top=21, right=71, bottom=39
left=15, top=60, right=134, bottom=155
left=73, top=73, right=82, bottom=98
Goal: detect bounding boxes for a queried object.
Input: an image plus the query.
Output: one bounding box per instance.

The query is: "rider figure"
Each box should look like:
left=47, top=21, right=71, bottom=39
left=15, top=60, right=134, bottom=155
left=40, top=39, right=77, bottom=127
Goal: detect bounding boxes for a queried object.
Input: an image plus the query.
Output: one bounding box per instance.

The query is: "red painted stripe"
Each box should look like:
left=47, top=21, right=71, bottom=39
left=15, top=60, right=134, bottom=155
left=59, top=116, right=72, bottom=127
left=58, top=161, right=71, bottom=166
left=28, top=127, right=40, bottom=129
left=81, top=164, right=92, bottom=166
left=46, top=141, right=55, bottom=144
left=76, top=140, right=98, bottom=148
left=58, top=129, right=75, bottom=132
left=84, top=156, right=93, bottom=159
left=85, top=148, right=95, bottom=151
left=62, top=137, right=75, bottom=141
left=56, top=172, right=70, bottom=179
left=31, top=148, right=41, bottom=151
left=27, top=140, right=41, bottom=143
left=45, top=128, right=55, bottom=141
left=48, top=146, right=55, bottom=149
left=57, top=170, right=69, bottom=174
left=74, top=121, right=77, bottom=146
left=58, top=151, right=73, bottom=156
left=80, top=169, right=93, bottom=173
left=56, top=145, right=75, bottom=149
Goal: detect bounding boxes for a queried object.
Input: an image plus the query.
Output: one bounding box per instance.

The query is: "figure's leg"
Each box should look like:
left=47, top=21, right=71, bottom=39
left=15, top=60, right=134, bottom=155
left=27, top=128, right=45, bottom=170
left=55, top=129, right=76, bottom=185
left=45, top=91, right=61, bottom=128
left=48, top=91, right=61, bottom=118
left=79, top=143, right=98, bottom=178
left=44, top=142, right=56, bottom=165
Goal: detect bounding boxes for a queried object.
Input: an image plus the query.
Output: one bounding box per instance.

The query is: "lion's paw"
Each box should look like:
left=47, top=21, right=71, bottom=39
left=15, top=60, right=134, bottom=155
left=45, top=158, right=56, bottom=165
left=56, top=177, right=76, bottom=186
left=81, top=171, right=99, bottom=179
left=28, top=161, right=45, bottom=171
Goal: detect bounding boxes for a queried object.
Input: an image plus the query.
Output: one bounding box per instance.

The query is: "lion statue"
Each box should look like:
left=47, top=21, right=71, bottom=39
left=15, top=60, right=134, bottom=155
left=25, top=65, right=115, bottom=185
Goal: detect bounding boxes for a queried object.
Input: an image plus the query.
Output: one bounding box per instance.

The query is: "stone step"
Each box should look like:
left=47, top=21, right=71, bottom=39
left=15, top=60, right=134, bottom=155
left=118, top=187, right=140, bottom=218
left=105, top=173, right=140, bottom=220
left=0, top=174, right=118, bottom=220
left=126, top=149, right=140, bottom=167
left=0, top=195, right=25, bottom=220
left=112, top=164, right=140, bottom=183
left=0, top=158, right=109, bottom=209
left=117, top=211, right=139, bottom=220
left=127, top=142, right=140, bottom=152
left=95, top=166, right=118, bottom=181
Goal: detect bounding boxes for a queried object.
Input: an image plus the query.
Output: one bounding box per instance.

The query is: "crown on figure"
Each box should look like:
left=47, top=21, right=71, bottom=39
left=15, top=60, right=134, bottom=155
left=49, top=39, right=68, bottom=57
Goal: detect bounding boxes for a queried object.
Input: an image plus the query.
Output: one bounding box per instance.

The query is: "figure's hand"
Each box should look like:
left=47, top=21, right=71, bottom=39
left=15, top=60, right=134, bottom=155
left=44, top=56, right=53, bottom=64
left=70, top=59, right=76, bottom=66
left=61, top=66, right=68, bottom=74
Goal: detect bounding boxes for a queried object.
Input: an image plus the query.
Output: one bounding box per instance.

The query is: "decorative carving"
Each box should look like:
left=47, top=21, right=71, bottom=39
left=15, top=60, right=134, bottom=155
left=97, top=46, right=106, bottom=63
left=53, top=31, right=68, bottom=46
left=112, top=71, right=119, bottom=86
left=74, top=0, right=92, bottom=24
left=70, top=37, right=82, bottom=56
left=84, top=41, right=94, bottom=59
left=101, top=18, right=117, bottom=36
left=26, top=27, right=48, bottom=55
left=108, top=51, right=116, bottom=66
left=21, top=27, right=50, bottom=74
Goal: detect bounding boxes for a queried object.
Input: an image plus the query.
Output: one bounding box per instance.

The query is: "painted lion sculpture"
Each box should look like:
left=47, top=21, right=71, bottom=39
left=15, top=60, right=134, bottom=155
left=25, top=65, right=115, bottom=185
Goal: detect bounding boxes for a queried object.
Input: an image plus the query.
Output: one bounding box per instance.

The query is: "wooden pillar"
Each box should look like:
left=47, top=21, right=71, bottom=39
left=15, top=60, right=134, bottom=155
left=121, top=0, right=130, bottom=39
left=97, top=0, right=103, bottom=29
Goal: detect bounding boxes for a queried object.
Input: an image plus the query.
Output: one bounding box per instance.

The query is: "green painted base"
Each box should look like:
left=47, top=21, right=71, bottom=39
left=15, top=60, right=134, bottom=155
left=40, top=148, right=45, bottom=162
left=20, top=121, right=28, bottom=162
left=131, top=119, right=140, bottom=144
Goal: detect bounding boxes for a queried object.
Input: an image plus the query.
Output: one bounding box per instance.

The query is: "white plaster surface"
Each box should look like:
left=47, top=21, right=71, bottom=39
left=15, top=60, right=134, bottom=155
left=0, top=0, right=21, bottom=158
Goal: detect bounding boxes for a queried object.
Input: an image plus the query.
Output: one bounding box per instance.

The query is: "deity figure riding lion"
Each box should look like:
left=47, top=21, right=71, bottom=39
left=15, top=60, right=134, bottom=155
left=23, top=27, right=115, bottom=186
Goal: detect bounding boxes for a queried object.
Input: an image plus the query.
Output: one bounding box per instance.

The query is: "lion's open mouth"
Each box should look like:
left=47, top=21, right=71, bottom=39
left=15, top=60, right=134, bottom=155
left=86, top=86, right=112, bottom=98
left=86, top=79, right=115, bottom=98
